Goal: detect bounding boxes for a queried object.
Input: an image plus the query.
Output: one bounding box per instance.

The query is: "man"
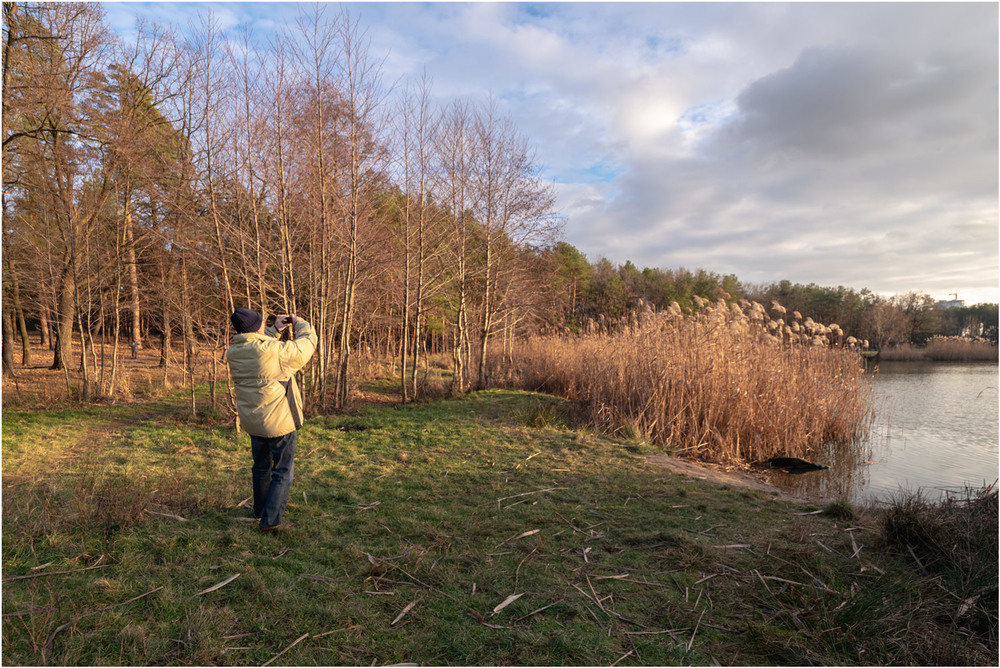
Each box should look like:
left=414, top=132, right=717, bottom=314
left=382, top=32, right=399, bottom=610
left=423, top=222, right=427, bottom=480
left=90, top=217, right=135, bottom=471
left=226, top=308, right=317, bottom=532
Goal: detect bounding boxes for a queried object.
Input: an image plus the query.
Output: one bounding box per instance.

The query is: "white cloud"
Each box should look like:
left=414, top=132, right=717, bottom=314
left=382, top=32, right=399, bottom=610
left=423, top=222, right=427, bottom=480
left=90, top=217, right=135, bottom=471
left=107, top=1, right=999, bottom=304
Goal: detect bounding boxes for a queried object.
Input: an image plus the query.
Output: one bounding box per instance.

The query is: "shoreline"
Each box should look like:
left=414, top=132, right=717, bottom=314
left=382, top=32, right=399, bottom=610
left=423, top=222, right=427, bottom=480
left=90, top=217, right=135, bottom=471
left=642, top=452, right=806, bottom=502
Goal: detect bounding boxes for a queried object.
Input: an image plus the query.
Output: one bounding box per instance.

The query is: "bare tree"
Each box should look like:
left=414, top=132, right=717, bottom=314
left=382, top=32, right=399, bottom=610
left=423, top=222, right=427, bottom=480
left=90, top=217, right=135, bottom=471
left=435, top=100, right=476, bottom=395
left=4, top=4, right=115, bottom=393
left=470, top=99, right=559, bottom=388
left=331, top=9, right=390, bottom=408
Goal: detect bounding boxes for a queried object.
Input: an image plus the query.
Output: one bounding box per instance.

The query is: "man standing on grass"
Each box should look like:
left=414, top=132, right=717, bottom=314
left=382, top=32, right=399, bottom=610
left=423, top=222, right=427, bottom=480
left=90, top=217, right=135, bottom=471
left=226, top=309, right=317, bottom=532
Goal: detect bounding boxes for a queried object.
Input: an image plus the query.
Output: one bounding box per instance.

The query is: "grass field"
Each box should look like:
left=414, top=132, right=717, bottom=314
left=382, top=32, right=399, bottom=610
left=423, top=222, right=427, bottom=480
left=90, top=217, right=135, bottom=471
left=2, top=388, right=995, bottom=666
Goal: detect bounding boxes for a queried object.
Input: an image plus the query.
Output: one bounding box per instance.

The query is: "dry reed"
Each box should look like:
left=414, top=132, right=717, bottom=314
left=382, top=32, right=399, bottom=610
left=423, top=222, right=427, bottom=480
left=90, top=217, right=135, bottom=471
left=881, top=337, right=998, bottom=362
left=492, top=300, right=874, bottom=464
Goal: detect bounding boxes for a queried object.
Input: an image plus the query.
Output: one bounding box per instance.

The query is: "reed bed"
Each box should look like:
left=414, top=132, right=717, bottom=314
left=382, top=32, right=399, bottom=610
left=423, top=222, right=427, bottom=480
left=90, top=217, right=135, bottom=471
left=880, top=337, right=998, bottom=362
left=492, top=299, right=875, bottom=465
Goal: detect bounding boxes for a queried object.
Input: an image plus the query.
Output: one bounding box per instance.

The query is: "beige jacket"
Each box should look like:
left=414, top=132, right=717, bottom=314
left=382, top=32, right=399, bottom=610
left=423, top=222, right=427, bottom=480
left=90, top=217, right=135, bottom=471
left=226, top=320, right=318, bottom=438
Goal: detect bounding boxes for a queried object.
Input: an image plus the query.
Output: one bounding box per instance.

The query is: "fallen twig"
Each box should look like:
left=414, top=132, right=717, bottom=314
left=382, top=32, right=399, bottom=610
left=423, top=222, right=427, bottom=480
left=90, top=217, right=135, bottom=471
left=515, top=600, right=562, bottom=622
left=312, top=624, right=359, bottom=639
left=586, top=575, right=605, bottom=611
left=391, top=598, right=421, bottom=626
left=624, top=629, right=685, bottom=636
left=262, top=632, right=309, bottom=667
left=849, top=533, right=863, bottom=560
left=687, top=610, right=706, bottom=652
left=492, top=592, right=524, bottom=615
left=146, top=509, right=189, bottom=522
left=2, top=607, right=54, bottom=618
left=553, top=511, right=586, bottom=534
left=497, top=488, right=564, bottom=511
left=195, top=573, right=240, bottom=596
left=495, top=528, right=540, bottom=549
left=610, top=650, right=634, bottom=666
left=3, top=564, right=109, bottom=583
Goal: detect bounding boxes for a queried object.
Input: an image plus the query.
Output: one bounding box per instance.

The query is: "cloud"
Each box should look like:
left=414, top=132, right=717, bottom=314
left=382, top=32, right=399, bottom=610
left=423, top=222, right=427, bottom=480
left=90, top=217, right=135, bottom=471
left=548, top=4, right=997, bottom=302
left=104, top=2, right=999, bottom=303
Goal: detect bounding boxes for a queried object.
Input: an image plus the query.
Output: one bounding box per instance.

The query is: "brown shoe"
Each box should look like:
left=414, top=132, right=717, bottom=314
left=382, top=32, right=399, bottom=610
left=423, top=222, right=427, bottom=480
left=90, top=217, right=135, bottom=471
left=260, top=521, right=295, bottom=533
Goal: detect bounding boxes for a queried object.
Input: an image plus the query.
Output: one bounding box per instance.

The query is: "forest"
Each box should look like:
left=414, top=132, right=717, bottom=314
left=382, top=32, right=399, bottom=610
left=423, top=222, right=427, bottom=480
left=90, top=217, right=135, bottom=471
left=3, top=2, right=996, bottom=409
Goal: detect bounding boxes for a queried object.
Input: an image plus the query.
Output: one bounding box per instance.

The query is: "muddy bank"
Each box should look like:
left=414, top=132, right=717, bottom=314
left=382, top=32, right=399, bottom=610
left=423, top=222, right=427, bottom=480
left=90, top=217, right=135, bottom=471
left=643, top=453, right=804, bottom=501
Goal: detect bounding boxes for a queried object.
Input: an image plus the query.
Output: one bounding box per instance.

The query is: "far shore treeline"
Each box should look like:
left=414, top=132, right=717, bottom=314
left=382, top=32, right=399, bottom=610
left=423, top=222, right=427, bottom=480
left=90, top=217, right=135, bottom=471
left=2, top=3, right=996, bottom=407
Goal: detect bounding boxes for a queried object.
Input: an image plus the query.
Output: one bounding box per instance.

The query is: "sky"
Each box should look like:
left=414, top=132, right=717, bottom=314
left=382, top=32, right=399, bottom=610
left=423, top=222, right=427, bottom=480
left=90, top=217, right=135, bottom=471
left=103, top=1, right=1000, bottom=305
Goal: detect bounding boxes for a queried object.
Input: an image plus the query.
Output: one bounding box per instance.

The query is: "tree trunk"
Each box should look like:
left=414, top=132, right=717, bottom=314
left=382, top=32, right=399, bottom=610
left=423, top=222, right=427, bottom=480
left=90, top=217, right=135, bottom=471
left=2, top=299, right=17, bottom=376
left=50, top=263, right=75, bottom=371
left=39, top=305, right=50, bottom=349
left=160, top=307, right=171, bottom=368
left=9, top=268, right=31, bottom=366
left=124, top=203, right=142, bottom=348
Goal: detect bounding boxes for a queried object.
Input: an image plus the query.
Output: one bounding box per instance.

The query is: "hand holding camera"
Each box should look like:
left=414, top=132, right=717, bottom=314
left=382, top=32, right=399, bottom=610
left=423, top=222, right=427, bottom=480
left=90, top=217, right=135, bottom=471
left=275, top=314, right=300, bottom=330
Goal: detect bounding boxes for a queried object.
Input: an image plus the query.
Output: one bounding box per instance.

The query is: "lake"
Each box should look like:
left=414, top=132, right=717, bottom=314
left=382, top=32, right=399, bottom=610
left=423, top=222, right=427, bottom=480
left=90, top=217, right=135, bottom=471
left=769, top=361, right=999, bottom=505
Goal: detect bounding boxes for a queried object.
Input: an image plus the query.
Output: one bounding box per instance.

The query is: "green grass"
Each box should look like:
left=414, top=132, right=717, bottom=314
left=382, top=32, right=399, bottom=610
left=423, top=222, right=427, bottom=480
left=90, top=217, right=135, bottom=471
left=3, top=390, right=996, bottom=665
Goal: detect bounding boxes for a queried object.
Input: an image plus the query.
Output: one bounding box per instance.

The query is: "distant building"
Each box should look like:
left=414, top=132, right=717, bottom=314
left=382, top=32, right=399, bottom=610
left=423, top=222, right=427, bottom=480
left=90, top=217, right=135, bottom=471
left=936, top=299, right=965, bottom=309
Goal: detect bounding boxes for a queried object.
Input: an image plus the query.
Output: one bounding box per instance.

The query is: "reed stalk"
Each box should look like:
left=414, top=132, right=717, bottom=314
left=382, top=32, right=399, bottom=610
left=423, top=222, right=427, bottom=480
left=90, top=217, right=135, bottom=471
left=493, top=300, right=875, bottom=464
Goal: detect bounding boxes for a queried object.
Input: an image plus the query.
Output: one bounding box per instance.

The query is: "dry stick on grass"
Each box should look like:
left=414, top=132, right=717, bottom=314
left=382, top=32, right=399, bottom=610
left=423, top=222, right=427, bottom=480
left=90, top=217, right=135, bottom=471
left=570, top=582, right=645, bottom=628
left=624, top=629, right=685, bottom=637
left=610, top=650, right=634, bottom=666
left=492, top=593, right=524, bottom=615
left=44, top=586, right=164, bottom=661
left=585, top=575, right=605, bottom=612
left=515, top=600, right=562, bottom=622
left=754, top=569, right=775, bottom=597
left=146, top=509, right=189, bottom=521
left=3, top=564, right=110, bottom=582
left=514, top=547, right=538, bottom=591
left=814, top=539, right=836, bottom=554
left=497, top=488, right=565, bottom=512
left=495, top=528, right=540, bottom=549
left=686, top=609, right=707, bottom=652
left=554, top=511, right=586, bottom=535
left=391, top=598, right=422, bottom=626
left=384, top=563, right=456, bottom=601
left=262, top=632, right=309, bottom=667
left=2, top=607, right=54, bottom=618
left=194, top=573, right=240, bottom=596
left=312, top=625, right=359, bottom=639
left=849, top=532, right=863, bottom=560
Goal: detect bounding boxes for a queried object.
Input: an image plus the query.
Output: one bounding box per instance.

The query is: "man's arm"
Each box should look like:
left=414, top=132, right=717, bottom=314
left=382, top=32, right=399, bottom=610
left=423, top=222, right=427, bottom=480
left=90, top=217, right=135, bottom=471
left=276, top=316, right=318, bottom=374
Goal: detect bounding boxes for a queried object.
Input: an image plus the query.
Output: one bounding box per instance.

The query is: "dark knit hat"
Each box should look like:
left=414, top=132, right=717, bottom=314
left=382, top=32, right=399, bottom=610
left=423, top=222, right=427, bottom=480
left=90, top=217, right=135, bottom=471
left=231, top=308, right=262, bottom=334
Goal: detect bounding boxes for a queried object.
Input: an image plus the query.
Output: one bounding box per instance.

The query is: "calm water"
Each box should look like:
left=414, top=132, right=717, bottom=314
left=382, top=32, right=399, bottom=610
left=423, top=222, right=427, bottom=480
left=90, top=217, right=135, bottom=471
left=771, top=361, right=999, bottom=505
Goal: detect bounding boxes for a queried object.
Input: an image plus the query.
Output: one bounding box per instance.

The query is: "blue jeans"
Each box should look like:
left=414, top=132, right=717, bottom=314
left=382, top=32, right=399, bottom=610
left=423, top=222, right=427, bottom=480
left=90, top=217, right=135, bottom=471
left=250, top=431, right=297, bottom=528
